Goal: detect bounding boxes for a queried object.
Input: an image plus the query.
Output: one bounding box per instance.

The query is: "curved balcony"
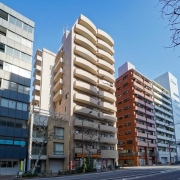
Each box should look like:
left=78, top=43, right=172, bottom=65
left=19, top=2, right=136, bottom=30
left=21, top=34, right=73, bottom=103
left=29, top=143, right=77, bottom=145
left=97, top=29, right=114, bottom=47
left=74, top=68, right=97, bottom=85
left=74, top=45, right=97, bottom=64
left=98, top=79, right=115, bottom=93
left=78, top=14, right=97, bottom=35
left=74, top=34, right=97, bottom=54
left=97, top=49, right=114, bottom=65
left=74, top=80, right=97, bottom=95
left=99, top=125, right=117, bottom=133
left=98, top=101, right=116, bottom=112
left=97, top=59, right=115, bottom=74
left=54, top=58, right=64, bottom=73
left=74, top=24, right=96, bottom=44
left=53, top=90, right=63, bottom=102
left=99, top=112, right=116, bottom=123
left=54, top=68, right=63, bottom=83
left=98, top=90, right=116, bottom=103
left=98, top=68, right=115, bottom=83
left=74, top=119, right=98, bottom=130
left=74, top=92, right=98, bottom=107
left=97, top=39, right=114, bottom=55
left=73, top=105, right=98, bottom=118
left=53, top=79, right=63, bottom=92
left=74, top=57, right=97, bottom=75
left=100, top=137, right=118, bottom=144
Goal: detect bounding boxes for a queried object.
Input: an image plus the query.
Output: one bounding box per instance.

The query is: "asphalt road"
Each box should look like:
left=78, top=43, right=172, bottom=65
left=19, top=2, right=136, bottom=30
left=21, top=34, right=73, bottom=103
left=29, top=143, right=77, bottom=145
left=30, top=166, right=180, bottom=180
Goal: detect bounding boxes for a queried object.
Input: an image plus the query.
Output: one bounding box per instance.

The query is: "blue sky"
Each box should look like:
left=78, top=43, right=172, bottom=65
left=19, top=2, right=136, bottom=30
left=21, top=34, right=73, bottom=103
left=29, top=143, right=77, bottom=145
left=2, top=0, right=180, bottom=83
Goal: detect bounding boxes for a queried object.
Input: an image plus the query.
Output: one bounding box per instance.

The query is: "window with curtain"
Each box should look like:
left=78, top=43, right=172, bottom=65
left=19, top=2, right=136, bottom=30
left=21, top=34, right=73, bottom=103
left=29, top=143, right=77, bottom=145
left=54, top=143, right=64, bottom=155
left=54, top=127, right=64, bottom=139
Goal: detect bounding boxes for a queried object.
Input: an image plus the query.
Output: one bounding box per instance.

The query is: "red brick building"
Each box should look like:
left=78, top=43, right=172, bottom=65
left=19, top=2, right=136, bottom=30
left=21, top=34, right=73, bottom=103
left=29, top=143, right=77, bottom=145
left=116, top=63, right=157, bottom=166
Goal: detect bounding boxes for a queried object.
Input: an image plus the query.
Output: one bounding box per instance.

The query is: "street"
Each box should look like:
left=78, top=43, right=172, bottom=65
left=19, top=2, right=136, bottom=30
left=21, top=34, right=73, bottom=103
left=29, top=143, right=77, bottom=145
left=30, top=165, right=180, bottom=180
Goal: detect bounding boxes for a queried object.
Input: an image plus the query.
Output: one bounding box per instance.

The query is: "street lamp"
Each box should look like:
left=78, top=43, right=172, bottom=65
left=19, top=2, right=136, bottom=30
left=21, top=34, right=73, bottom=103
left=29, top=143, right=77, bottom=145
left=81, top=111, right=92, bottom=160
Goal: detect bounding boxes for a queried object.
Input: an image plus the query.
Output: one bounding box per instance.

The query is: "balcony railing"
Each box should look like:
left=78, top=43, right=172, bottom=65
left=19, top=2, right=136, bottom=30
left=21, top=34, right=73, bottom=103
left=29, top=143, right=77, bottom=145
left=32, top=149, right=46, bottom=155
left=54, top=151, right=64, bottom=155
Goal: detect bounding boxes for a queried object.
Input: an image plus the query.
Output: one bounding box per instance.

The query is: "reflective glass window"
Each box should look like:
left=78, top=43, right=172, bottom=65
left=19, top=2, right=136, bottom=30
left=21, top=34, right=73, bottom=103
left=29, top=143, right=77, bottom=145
left=1, top=98, right=8, bottom=107
left=17, top=102, right=22, bottom=110
left=9, top=16, right=16, bottom=25
left=8, top=100, right=16, bottom=109
left=13, top=49, right=20, bottom=59
left=16, top=19, right=22, bottom=28
left=6, top=46, right=13, bottom=56
left=23, top=103, right=27, bottom=111
left=23, top=23, right=28, bottom=31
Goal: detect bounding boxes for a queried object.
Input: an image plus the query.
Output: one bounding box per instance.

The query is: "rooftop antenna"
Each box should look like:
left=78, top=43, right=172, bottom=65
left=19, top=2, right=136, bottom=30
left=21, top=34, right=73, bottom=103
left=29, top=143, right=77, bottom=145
left=63, top=24, right=69, bottom=35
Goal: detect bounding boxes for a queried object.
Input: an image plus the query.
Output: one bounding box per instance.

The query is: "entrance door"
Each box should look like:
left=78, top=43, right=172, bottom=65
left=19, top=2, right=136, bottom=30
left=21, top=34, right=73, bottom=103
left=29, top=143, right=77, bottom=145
left=149, top=159, right=153, bottom=165
left=139, top=159, right=145, bottom=166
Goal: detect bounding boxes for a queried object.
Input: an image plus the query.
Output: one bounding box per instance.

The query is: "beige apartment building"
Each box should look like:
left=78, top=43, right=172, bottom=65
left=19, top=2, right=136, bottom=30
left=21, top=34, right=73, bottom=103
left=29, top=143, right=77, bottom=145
left=28, top=49, right=69, bottom=173
left=29, top=15, right=118, bottom=173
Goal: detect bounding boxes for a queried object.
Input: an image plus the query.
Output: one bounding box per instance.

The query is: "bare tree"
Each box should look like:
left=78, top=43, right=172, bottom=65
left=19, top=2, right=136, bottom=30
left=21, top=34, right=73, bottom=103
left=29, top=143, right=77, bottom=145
left=159, top=0, right=180, bottom=48
left=31, top=113, right=66, bottom=174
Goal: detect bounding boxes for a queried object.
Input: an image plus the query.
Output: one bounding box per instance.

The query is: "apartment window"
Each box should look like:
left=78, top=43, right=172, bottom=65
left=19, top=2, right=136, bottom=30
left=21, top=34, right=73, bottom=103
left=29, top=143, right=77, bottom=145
left=0, top=26, right=6, bottom=36
left=116, top=79, right=121, bottom=84
left=124, top=106, right=130, bottom=110
left=118, top=101, right=122, bottom=105
left=65, top=93, right=69, bottom=99
left=117, top=86, right=121, bottom=91
left=117, top=94, right=121, bottom=98
left=127, top=139, right=133, bottom=144
left=126, top=131, right=131, bottom=135
left=54, top=127, right=64, bottom=139
left=119, top=133, right=123, bottom=136
left=124, top=90, right=129, bottom=95
left=118, top=109, right=123, bottom=112
left=123, top=82, right=128, bottom=87
left=119, top=124, right=123, bottom=128
left=118, top=141, right=125, bottom=145
left=100, top=146, right=106, bottom=150
left=125, top=122, right=131, bottom=126
left=0, top=42, right=5, bottom=52
left=54, top=143, right=64, bottom=155
left=76, top=142, right=82, bottom=148
left=59, top=100, right=62, bottom=105
left=123, top=75, right=128, bottom=80
left=0, top=9, right=8, bottom=21
left=65, top=106, right=66, bottom=112
left=125, top=114, right=130, bottom=118
left=118, top=117, right=123, bottom=120
left=124, top=98, right=129, bottom=102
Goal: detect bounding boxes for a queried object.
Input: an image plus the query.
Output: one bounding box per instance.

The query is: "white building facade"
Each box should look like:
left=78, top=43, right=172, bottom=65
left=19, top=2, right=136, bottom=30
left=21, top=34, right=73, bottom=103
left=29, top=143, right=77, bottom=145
left=152, top=81, right=176, bottom=164
left=154, top=72, right=180, bottom=161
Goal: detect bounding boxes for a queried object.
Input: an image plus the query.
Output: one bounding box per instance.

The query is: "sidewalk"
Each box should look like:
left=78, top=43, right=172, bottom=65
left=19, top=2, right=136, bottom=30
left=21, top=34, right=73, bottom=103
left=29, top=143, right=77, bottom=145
left=0, top=175, right=15, bottom=180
